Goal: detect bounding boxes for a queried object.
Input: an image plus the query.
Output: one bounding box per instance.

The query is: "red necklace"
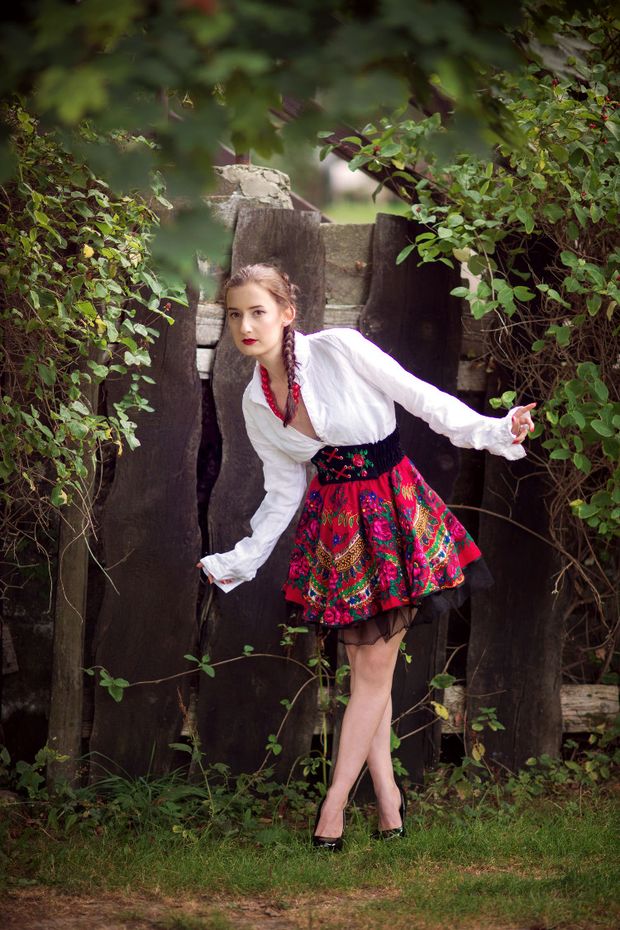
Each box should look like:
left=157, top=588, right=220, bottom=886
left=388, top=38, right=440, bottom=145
left=260, top=365, right=301, bottom=421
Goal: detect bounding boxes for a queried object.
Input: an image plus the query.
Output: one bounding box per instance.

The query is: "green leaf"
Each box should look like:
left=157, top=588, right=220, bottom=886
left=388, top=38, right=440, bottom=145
left=50, top=485, right=68, bottom=506
left=593, top=379, right=609, bottom=402
left=515, top=206, right=534, bottom=233
left=467, top=255, right=486, bottom=276
left=573, top=453, right=592, bottom=474
left=591, top=420, right=613, bottom=437
left=87, top=361, right=108, bottom=378
left=551, top=144, right=568, bottom=164
left=560, top=251, right=577, bottom=268
left=396, top=243, right=415, bottom=265
left=513, top=286, right=535, bottom=301
left=37, top=363, right=56, bottom=386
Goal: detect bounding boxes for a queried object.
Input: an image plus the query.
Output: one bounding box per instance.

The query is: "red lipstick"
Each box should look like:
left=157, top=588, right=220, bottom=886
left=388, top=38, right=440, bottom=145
left=242, top=338, right=257, bottom=345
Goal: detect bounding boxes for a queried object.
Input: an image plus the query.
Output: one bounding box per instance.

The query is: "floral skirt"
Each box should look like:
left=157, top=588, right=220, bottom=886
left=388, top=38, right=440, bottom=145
left=281, top=426, right=494, bottom=646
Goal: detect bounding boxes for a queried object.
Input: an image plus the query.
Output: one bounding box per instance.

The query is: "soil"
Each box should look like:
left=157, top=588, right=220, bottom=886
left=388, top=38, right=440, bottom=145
left=0, top=885, right=564, bottom=930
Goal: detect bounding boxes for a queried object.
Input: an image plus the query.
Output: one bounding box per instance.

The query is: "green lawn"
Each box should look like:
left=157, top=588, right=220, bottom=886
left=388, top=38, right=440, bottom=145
left=323, top=197, right=410, bottom=224
left=2, top=788, right=618, bottom=929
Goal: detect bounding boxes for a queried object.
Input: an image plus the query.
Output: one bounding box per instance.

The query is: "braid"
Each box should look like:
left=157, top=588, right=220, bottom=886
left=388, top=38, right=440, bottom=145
left=282, top=325, right=298, bottom=428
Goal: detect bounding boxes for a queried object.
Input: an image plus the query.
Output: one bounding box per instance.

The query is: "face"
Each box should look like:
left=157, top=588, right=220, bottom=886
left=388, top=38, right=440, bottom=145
left=225, top=281, right=295, bottom=361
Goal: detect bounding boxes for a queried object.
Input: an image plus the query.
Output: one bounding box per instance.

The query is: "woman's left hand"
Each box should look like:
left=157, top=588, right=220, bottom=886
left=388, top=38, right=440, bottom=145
left=511, top=402, right=537, bottom=443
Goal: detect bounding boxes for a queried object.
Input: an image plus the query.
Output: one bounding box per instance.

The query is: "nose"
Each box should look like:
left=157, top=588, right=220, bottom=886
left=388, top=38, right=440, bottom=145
left=239, top=317, right=253, bottom=335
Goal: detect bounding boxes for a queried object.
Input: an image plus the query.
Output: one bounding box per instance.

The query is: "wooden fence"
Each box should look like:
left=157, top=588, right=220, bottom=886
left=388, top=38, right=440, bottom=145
left=1, top=178, right=617, bottom=791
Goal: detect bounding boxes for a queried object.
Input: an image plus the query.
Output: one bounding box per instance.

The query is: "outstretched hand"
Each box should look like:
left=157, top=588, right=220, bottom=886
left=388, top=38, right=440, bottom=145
left=510, top=402, right=537, bottom=443
left=195, top=561, right=236, bottom=585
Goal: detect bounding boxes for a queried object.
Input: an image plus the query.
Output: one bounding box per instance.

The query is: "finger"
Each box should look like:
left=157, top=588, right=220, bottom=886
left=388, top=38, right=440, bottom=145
left=512, top=403, right=537, bottom=418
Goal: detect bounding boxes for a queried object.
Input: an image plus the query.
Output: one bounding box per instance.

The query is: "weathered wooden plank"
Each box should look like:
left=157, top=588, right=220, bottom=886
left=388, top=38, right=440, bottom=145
left=196, top=302, right=361, bottom=351
left=89, top=293, right=203, bottom=779
left=196, top=348, right=215, bottom=378
left=196, top=302, right=224, bottom=346
left=47, top=365, right=98, bottom=786
left=198, top=345, right=485, bottom=394
left=438, top=683, right=619, bottom=734
left=323, top=305, right=361, bottom=329
left=321, top=222, right=373, bottom=305
left=197, top=206, right=325, bottom=777
left=352, top=212, right=465, bottom=794
left=467, top=367, right=567, bottom=772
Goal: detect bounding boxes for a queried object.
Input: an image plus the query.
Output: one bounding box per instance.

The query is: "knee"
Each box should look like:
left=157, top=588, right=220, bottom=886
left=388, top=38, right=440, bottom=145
left=354, top=647, right=395, bottom=688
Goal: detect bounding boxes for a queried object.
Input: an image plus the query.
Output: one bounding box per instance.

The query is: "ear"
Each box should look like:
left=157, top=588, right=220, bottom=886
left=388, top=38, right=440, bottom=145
left=282, top=303, right=296, bottom=326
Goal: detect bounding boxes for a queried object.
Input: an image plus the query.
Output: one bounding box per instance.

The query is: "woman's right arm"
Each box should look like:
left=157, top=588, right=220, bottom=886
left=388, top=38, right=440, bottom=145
left=198, top=393, right=308, bottom=592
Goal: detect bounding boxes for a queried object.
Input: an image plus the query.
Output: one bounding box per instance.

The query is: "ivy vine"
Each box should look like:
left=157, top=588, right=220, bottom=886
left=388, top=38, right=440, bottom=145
left=0, top=104, right=183, bottom=584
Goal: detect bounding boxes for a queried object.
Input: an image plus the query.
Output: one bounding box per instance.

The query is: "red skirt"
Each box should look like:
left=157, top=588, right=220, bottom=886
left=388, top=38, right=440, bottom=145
left=281, top=426, right=494, bottom=645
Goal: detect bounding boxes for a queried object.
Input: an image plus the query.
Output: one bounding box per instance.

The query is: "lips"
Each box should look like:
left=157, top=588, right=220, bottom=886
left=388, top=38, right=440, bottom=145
left=242, top=339, right=257, bottom=344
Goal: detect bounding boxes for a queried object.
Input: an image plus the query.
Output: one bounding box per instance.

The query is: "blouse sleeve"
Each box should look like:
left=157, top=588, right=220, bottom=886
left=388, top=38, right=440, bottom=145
left=199, top=392, right=309, bottom=593
left=331, top=327, right=527, bottom=461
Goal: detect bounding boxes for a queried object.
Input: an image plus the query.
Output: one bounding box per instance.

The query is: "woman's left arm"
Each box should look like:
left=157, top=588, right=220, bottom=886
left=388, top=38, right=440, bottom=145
left=332, top=328, right=534, bottom=460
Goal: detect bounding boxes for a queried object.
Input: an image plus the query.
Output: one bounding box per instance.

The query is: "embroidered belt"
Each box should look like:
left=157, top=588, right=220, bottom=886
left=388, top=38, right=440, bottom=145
left=311, top=426, right=404, bottom=484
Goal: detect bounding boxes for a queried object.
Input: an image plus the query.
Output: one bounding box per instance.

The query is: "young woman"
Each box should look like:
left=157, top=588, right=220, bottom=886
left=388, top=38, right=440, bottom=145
left=196, top=263, right=536, bottom=850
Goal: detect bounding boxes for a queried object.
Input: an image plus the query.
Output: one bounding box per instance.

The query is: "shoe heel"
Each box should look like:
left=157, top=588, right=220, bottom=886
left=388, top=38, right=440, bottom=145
left=370, top=782, right=407, bottom=840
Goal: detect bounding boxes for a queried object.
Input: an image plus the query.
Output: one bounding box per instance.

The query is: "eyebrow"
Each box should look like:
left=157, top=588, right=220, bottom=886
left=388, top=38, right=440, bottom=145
left=226, top=304, right=265, bottom=312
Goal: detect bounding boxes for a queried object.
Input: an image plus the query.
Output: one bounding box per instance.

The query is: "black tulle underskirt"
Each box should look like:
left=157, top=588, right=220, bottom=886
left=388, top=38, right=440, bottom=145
left=312, top=555, right=495, bottom=646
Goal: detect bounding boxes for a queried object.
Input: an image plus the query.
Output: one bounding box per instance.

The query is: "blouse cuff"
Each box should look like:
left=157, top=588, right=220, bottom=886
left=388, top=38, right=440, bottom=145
left=498, top=406, right=527, bottom=460
left=199, top=554, right=255, bottom=593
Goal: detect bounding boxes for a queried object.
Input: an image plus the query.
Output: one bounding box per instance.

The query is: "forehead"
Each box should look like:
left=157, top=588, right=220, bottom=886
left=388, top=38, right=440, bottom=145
left=226, top=281, right=276, bottom=309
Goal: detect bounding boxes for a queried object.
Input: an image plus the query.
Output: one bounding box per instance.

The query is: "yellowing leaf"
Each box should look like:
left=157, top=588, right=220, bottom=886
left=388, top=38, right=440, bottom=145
left=431, top=700, right=450, bottom=720
left=471, top=740, right=485, bottom=761
left=83, top=244, right=94, bottom=258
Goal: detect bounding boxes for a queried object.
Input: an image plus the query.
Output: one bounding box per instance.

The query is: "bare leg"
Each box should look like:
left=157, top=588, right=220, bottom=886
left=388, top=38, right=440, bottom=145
left=348, top=666, right=403, bottom=830
left=314, top=626, right=407, bottom=838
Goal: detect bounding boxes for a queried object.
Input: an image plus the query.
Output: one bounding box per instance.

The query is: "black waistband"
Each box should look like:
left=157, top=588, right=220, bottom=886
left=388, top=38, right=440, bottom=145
left=311, top=426, right=404, bottom=485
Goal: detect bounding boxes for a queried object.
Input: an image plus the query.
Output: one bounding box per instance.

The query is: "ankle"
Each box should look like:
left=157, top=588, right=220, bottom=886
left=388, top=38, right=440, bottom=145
left=374, top=778, right=399, bottom=799
left=323, top=786, right=349, bottom=810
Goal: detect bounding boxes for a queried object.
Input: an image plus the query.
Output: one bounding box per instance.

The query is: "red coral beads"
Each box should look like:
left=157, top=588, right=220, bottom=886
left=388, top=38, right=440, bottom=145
left=260, top=365, right=301, bottom=421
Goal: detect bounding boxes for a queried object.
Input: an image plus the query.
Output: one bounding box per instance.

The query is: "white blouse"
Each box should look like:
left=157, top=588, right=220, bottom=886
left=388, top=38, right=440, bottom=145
left=199, top=326, right=526, bottom=592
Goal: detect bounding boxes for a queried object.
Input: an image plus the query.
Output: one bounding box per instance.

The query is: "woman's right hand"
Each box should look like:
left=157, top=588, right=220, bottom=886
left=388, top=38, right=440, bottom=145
left=195, top=561, right=236, bottom=585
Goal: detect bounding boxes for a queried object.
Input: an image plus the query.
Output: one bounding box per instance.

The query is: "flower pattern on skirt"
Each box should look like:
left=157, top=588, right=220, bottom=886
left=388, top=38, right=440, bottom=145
left=282, top=454, right=483, bottom=630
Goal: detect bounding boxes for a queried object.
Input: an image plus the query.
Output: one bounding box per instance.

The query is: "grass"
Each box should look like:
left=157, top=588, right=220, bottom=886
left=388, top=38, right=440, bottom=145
left=2, top=786, right=619, bottom=929
left=323, top=197, right=410, bottom=224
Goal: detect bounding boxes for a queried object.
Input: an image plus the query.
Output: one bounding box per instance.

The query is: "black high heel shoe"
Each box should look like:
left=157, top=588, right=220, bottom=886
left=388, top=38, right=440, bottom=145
left=311, top=796, right=345, bottom=851
left=370, top=783, right=407, bottom=840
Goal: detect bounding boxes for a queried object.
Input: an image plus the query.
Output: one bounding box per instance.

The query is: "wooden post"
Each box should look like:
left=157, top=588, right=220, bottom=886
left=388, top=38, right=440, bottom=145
left=197, top=206, right=324, bottom=778
left=89, top=294, right=202, bottom=779
left=47, top=365, right=99, bottom=787
left=467, top=370, right=567, bottom=771
left=344, top=213, right=465, bottom=797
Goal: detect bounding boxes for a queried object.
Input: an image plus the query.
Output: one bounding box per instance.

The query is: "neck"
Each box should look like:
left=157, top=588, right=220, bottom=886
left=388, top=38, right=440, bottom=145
left=258, top=346, right=287, bottom=384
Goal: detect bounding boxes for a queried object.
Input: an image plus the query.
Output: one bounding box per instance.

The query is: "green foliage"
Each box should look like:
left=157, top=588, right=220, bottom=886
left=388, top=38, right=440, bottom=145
left=1, top=105, right=185, bottom=572
left=320, top=10, right=619, bottom=549
left=0, top=1, right=591, bottom=280
left=1, top=716, right=617, bottom=840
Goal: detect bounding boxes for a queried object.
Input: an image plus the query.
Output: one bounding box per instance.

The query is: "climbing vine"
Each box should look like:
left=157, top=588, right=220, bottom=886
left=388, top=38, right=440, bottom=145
left=0, top=104, right=183, bottom=583
left=320, top=9, right=619, bottom=635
